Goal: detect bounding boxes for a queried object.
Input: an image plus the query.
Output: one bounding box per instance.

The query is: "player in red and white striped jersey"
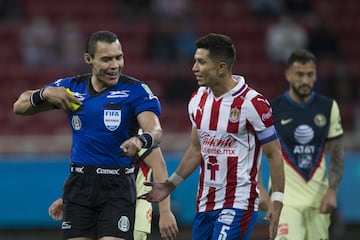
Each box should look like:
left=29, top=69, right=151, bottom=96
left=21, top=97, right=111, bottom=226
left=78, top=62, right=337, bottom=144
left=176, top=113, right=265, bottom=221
left=141, top=33, right=285, bottom=240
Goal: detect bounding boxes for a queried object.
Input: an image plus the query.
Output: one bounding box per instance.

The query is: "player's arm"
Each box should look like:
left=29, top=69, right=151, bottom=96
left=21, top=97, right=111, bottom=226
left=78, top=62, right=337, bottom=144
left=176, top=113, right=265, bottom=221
left=170, top=127, right=202, bottom=181
left=139, top=127, right=202, bottom=202
left=326, top=101, right=344, bottom=193
left=143, top=148, right=178, bottom=239
left=13, top=87, right=81, bottom=115
left=327, top=136, right=344, bottom=193
left=320, top=135, right=344, bottom=213
left=319, top=100, right=344, bottom=213
left=258, top=171, right=271, bottom=211
left=263, top=139, right=284, bottom=198
left=262, top=138, right=285, bottom=240
left=143, top=147, right=170, bottom=208
left=319, top=136, right=344, bottom=213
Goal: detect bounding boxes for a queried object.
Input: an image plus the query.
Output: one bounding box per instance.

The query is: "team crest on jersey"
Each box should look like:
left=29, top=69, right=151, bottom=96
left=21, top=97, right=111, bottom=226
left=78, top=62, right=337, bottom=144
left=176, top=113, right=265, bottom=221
left=314, top=114, right=326, bottom=127
left=71, top=115, right=82, bottom=130
left=103, top=110, right=121, bottom=131
left=229, top=107, right=240, bottom=123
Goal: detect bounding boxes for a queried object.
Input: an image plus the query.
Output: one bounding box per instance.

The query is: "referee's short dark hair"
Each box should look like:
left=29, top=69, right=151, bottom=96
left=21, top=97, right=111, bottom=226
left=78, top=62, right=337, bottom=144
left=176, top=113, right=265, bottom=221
left=85, top=30, right=118, bottom=57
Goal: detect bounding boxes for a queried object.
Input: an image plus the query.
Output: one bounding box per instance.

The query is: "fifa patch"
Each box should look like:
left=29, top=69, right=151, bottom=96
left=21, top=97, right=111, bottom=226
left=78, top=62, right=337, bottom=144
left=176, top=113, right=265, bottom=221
left=118, top=216, right=130, bottom=232
left=103, top=110, right=121, bottom=131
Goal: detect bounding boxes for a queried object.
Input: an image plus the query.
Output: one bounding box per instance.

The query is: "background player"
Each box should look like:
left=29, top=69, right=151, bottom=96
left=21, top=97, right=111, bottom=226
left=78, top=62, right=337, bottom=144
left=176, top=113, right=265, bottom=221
left=268, top=49, right=344, bottom=240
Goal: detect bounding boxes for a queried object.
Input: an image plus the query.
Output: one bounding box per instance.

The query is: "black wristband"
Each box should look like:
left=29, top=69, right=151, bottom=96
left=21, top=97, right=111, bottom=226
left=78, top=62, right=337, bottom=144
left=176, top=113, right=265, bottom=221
left=138, top=132, right=154, bottom=149
left=30, top=87, right=46, bottom=107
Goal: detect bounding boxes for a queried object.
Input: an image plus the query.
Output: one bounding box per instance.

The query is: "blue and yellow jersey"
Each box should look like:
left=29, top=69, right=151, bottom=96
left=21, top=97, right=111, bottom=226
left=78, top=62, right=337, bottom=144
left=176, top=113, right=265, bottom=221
left=134, top=147, right=153, bottom=233
left=271, top=92, right=343, bottom=208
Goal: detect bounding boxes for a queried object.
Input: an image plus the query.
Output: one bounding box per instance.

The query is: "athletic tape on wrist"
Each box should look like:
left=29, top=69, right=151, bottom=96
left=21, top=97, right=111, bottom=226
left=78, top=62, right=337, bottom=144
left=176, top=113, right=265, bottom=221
left=168, top=172, right=184, bottom=187
left=39, top=87, right=46, bottom=100
left=30, top=87, right=46, bottom=107
left=271, top=191, right=284, bottom=203
left=138, top=132, right=154, bottom=149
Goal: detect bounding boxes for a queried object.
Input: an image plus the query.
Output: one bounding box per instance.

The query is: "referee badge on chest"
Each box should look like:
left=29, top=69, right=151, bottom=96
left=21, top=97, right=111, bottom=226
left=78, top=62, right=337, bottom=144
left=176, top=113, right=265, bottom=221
left=104, top=110, right=121, bottom=131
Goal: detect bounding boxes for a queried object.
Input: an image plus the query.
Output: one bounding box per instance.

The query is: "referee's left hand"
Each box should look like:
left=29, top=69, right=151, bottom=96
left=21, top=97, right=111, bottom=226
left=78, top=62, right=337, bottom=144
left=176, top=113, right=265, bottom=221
left=48, top=198, right=63, bottom=221
left=120, top=136, right=142, bottom=157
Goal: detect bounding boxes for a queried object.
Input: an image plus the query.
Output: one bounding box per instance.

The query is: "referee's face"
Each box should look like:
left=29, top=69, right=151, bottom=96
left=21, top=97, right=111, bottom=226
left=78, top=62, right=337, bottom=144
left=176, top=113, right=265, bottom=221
left=88, top=40, right=124, bottom=92
left=286, top=61, right=316, bottom=103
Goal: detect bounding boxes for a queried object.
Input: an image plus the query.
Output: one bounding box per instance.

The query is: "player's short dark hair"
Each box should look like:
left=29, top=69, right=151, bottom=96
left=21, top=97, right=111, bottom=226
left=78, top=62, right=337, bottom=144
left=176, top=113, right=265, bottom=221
left=287, top=49, right=316, bottom=67
left=195, top=33, right=236, bottom=71
left=85, top=30, right=118, bottom=57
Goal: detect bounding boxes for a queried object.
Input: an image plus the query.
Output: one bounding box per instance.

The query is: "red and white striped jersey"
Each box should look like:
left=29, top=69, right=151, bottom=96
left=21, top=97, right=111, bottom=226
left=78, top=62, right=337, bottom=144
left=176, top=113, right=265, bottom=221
left=188, top=75, right=277, bottom=212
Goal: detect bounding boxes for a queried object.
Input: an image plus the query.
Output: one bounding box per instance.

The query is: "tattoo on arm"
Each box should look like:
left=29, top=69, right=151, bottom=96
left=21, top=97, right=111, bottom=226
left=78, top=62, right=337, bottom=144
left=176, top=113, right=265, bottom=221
left=328, top=137, right=344, bottom=191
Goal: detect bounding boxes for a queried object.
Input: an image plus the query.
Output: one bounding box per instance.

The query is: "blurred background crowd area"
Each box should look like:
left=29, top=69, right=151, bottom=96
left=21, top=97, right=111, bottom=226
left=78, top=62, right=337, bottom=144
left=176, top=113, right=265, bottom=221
left=1, top=0, right=360, bottom=152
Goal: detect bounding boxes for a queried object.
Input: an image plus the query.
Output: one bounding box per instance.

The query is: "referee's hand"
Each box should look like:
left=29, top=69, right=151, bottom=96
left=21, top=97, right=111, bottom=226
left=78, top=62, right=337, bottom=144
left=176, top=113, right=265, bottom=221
left=48, top=198, right=63, bottom=221
left=120, top=136, right=143, bottom=157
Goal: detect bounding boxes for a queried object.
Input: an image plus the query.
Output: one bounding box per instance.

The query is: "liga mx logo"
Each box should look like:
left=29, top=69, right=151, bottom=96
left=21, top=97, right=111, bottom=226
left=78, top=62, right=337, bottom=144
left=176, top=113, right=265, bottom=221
left=103, top=110, right=121, bottom=131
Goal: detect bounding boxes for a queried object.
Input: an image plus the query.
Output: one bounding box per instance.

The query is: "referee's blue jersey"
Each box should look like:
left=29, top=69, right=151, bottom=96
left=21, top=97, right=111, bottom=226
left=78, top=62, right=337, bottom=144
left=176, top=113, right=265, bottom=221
left=48, top=73, right=161, bottom=167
